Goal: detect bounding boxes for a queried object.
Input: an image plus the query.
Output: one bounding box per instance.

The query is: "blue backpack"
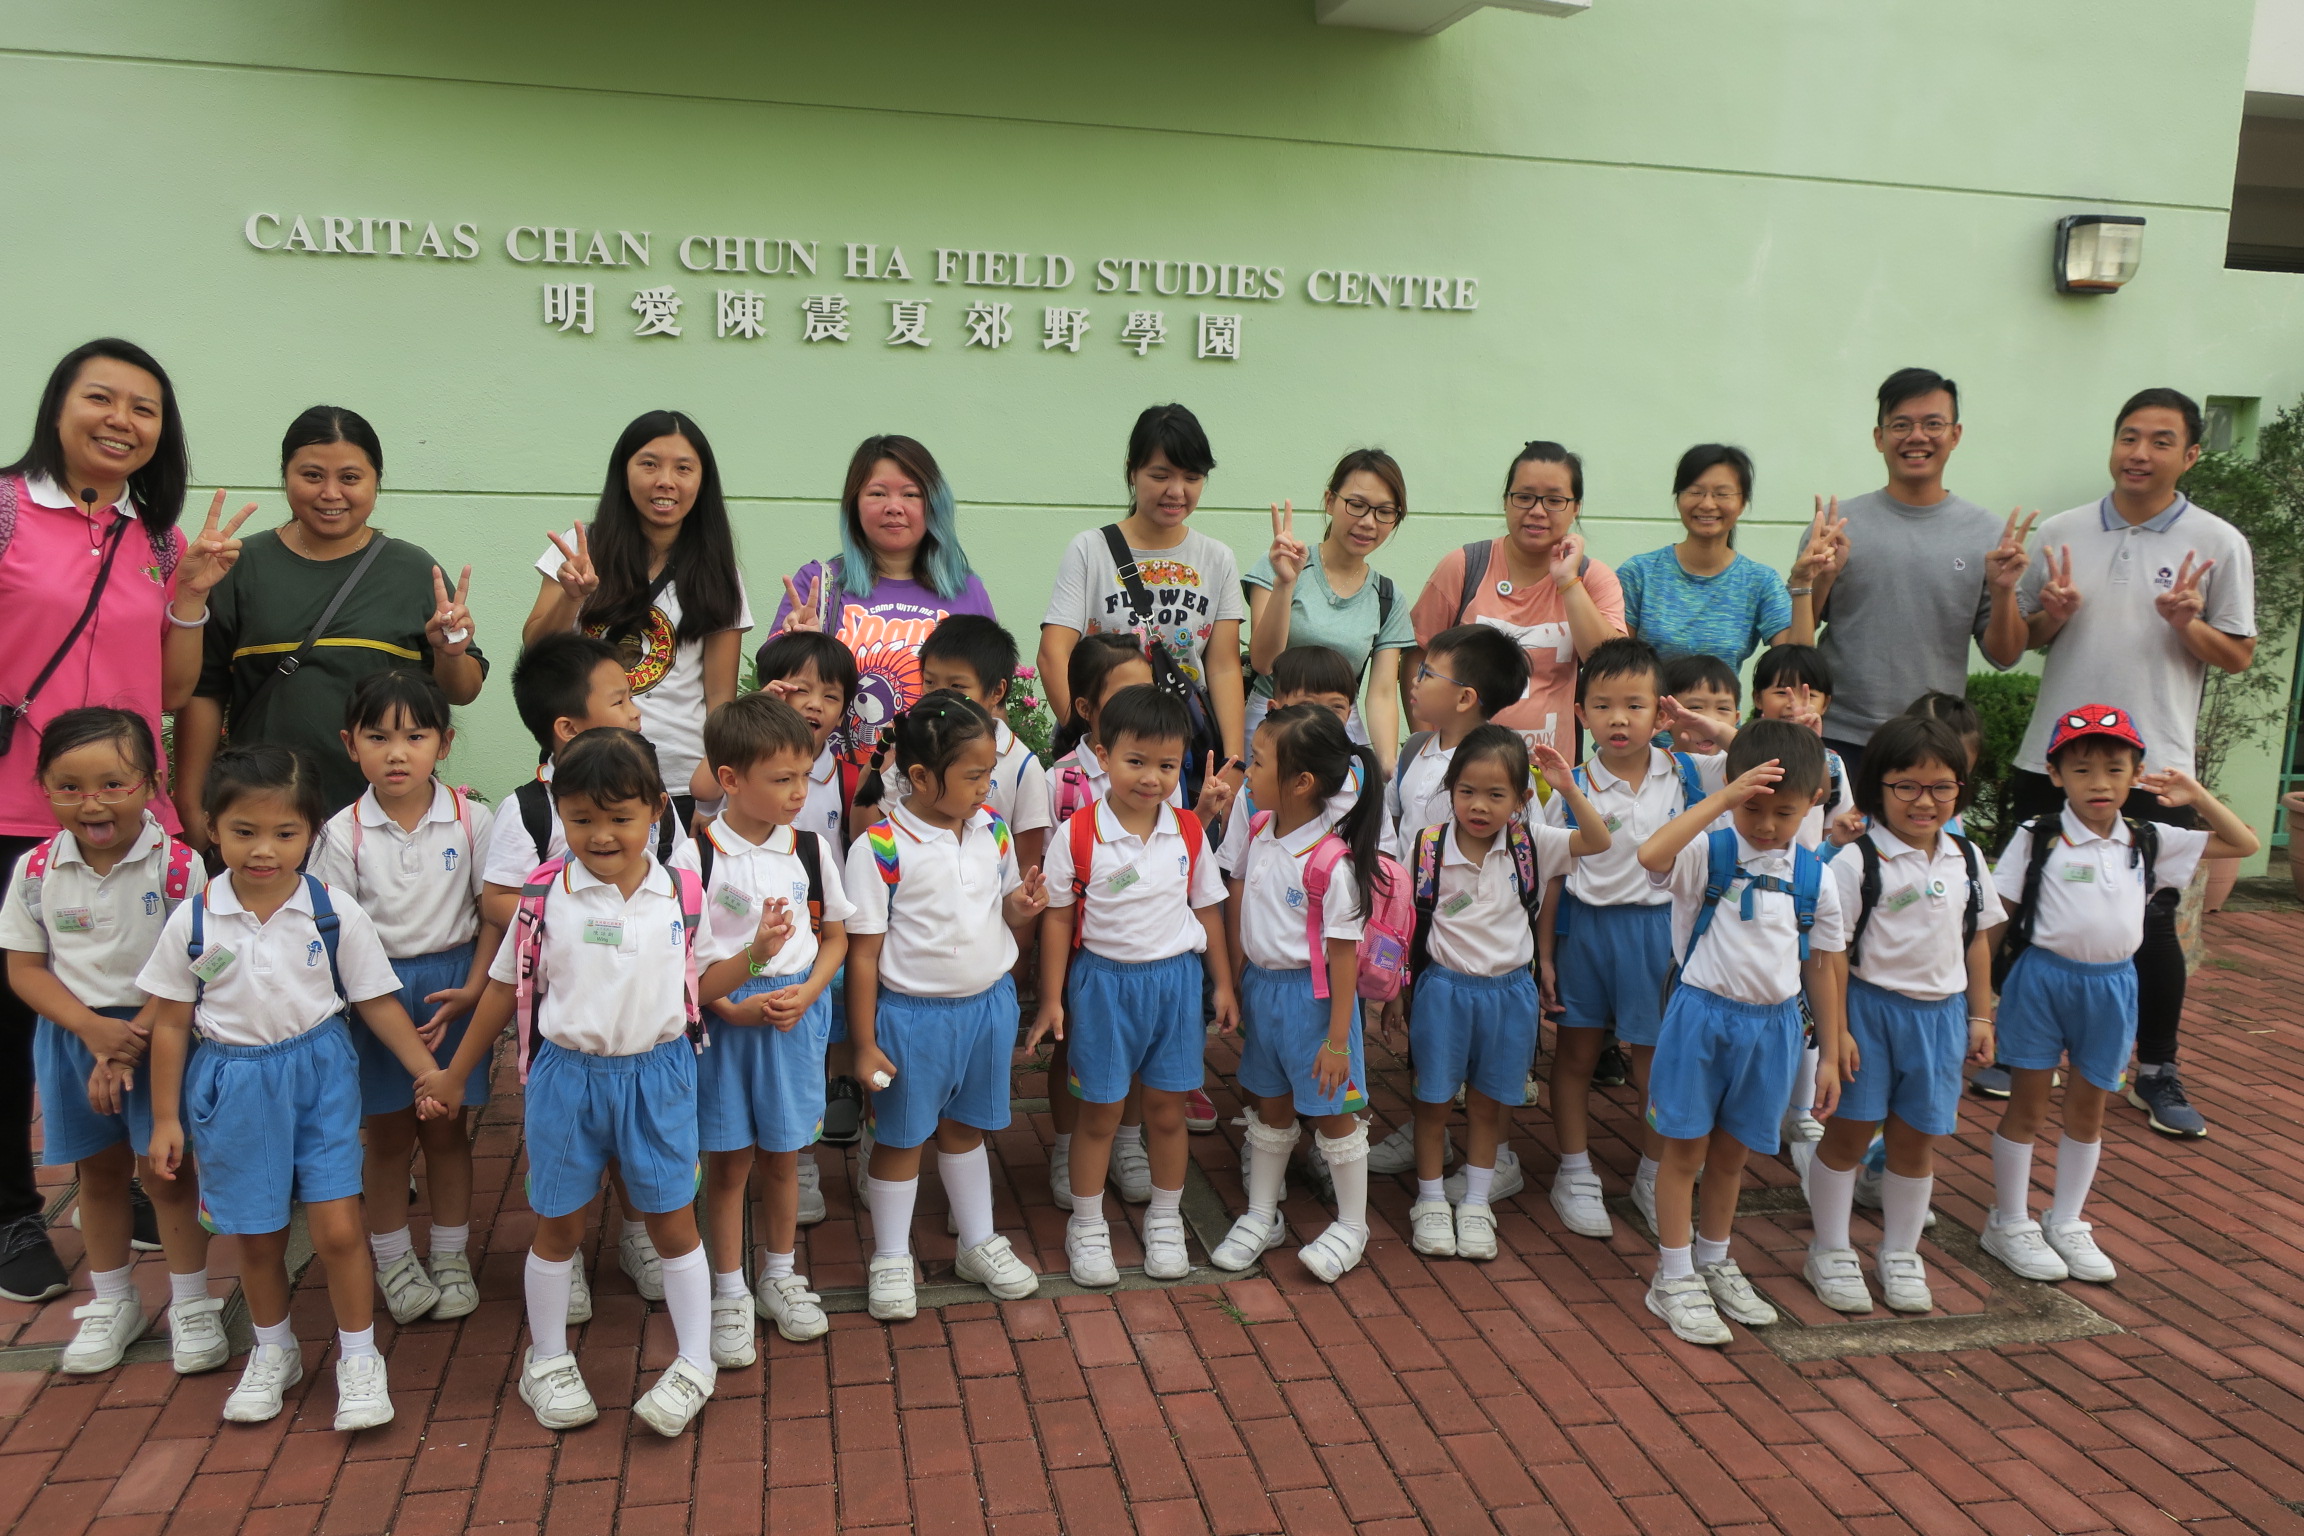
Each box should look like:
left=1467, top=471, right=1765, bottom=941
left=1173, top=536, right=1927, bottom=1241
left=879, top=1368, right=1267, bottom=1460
left=1663, top=829, right=1823, bottom=1001
left=188, top=874, right=343, bottom=1007
left=1554, top=752, right=1707, bottom=936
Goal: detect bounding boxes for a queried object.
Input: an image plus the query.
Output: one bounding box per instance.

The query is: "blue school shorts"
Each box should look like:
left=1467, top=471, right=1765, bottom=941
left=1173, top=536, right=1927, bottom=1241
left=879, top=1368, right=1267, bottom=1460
left=1555, top=896, right=1672, bottom=1046
left=1235, top=964, right=1368, bottom=1119
left=1410, top=964, right=1538, bottom=1108
left=184, top=1015, right=363, bottom=1234
left=524, top=1035, right=701, bottom=1219
left=1065, top=950, right=1206, bottom=1103
left=1836, top=977, right=1965, bottom=1136
left=868, top=976, right=1016, bottom=1149
left=1995, top=947, right=2138, bottom=1093
left=1645, top=983, right=1801, bottom=1155
left=36, top=1008, right=169, bottom=1166
left=698, top=973, right=831, bottom=1154
left=356, top=944, right=486, bottom=1117
left=826, top=965, right=848, bottom=1045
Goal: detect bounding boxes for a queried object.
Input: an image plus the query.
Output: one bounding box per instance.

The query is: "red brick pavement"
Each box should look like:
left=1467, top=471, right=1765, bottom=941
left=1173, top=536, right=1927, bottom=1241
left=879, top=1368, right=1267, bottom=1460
left=8, top=909, right=2304, bottom=1533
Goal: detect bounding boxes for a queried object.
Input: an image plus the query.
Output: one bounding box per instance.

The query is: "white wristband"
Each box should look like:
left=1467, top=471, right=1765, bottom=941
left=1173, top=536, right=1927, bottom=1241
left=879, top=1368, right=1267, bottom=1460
left=166, top=606, right=209, bottom=629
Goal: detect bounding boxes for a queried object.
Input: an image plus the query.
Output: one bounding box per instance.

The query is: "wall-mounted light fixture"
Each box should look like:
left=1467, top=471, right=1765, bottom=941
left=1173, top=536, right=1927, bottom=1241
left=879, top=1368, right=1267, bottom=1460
left=2054, top=214, right=2145, bottom=294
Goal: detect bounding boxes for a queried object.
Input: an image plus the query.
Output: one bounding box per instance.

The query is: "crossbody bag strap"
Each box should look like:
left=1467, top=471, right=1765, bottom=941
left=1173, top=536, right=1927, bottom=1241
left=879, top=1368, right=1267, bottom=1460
left=3, top=516, right=131, bottom=751
left=1101, top=524, right=1152, bottom=621
left=238, top=532, right=391, bottom=732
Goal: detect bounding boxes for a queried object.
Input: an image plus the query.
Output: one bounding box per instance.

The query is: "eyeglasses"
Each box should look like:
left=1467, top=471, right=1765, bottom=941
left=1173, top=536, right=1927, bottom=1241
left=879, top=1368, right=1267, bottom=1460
left=1882, top=416, right=1955, bottom=439
left=1677, top=487, right=1744, bottom=506
left=44, top=777, right=148, bottom=806
left=1418, top=663, right=1468, bottom=690
left=1334, top=494, right=1402, bottom=526
left=1882, top=779, right=1962, bottom=803
left=1505, top=491, right=1577, bottom=515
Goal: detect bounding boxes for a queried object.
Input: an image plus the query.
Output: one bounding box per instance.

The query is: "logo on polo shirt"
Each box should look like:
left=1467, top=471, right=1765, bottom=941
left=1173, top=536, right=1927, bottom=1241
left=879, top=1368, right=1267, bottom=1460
left=790, top=880, right=809, bottom=904
left=1177, top=854, right=1189, bottom=877
left=670, top=920, right=686, bottom=946
left=143, top=892, right=160, bottom=916
left=443, top=848, right=459, bottom=873
left=1285, top=886, right=1305, bottom=910
left=2154, top=564, right=2176, bottom=590
left=1952, top=557, right=1967, bottom=571
left=305, top=940, right=324, bottom=967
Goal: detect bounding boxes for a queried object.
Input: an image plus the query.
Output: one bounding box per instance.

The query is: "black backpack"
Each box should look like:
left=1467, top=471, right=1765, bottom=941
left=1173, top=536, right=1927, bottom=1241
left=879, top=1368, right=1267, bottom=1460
left=1846, top=834, right=1983, bottom=972
left=693, top=826, right=827, bottom=936
left=1991, top=813, right=2158, bottom=989
left=517, top=778, right=676, bottom=866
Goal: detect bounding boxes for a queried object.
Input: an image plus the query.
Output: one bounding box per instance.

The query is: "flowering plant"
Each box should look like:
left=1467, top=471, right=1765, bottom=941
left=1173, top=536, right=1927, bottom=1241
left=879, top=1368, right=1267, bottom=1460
left=1006, top=665, right=1058, bottom=765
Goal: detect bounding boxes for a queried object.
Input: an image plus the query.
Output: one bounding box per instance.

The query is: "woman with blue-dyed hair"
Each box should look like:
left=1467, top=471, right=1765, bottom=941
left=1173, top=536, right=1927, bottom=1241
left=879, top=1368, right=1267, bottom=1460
left=525, top=409, right=753, bottom=825
left=771, top=434, right=995, bottom=760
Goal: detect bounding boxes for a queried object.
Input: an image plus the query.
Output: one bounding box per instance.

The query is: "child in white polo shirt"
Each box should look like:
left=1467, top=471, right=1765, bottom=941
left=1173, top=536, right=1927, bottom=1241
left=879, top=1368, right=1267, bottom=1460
left=915, top=616, right=1054, bottom=868
left=1981, top=703, right=2255, bottom=1286
left=140, top=745, right=442, bottom=1432
left=846, top=692, right=1050, bottom=1322
left=1033, top=686, right=1237, bottom=1288
left=311, top=671, right=498, bottom=1333
left=416, top=728, right=776, bottom=1439
left=0, top=709, right=216, bottom=1377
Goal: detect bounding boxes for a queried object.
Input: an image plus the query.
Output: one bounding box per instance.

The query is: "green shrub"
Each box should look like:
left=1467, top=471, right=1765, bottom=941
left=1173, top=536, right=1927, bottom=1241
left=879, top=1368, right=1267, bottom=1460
left=1964, top=669, right=2039, bottom=854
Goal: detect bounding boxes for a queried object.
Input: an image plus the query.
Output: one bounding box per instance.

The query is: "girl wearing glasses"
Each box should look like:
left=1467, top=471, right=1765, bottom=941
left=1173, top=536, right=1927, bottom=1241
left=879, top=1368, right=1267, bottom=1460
left=1616, top=445, right=1817, bottom=667
left=1801, top=713, right=2004, bottom=1318
left=1244, top=449, right=1415, bottom=767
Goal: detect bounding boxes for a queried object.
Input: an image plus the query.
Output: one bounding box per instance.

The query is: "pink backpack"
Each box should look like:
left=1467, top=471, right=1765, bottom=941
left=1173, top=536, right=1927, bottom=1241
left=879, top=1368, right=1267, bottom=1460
left=1250, top=812, right=1415, bottom=1003
left=508, top=857, right=707, bottom=1083
left=1051, top=754, right=1096, bottom=826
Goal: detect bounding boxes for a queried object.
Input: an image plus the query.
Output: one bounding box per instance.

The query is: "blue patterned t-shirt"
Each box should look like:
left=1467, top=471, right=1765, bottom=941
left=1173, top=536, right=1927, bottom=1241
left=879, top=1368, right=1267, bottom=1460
left=1617, top=548, right=1792, bottom=666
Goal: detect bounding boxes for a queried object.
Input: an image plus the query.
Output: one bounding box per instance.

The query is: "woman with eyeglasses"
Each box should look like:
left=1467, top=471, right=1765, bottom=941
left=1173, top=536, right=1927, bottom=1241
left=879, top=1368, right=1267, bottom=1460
left=1402, top=440, right=1626, bottom=758
left=1616, top=444, right=1816, bottom=667
left=1243, top=448, right=1415, bottom=765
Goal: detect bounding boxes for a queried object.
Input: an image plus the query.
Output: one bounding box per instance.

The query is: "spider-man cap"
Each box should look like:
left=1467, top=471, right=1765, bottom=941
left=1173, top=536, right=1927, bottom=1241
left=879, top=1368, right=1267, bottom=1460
left=2047, top=703, right=2145, bottom=755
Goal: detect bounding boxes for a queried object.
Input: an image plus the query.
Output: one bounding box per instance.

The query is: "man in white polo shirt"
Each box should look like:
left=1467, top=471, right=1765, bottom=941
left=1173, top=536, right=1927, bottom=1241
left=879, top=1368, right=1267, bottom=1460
left=1978, top=389, right=2257, bottom=1139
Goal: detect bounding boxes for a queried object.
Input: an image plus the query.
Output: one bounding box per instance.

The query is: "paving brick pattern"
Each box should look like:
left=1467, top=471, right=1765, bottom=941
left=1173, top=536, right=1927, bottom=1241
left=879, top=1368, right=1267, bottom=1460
left=7, top=910, right=2304, bottom=1532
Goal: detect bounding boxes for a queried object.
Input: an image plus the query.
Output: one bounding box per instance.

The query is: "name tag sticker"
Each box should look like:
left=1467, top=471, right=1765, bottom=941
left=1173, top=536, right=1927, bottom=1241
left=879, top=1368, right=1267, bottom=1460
left=582, top=919, right=626, bottom=946
left=716, top=886, right=752, bottom=915
left=1883, top=886, right=1921, bottom=913
left=2062, top=864, right=2096, bottom=884
left=1440, top=892, right=1475, bottom=917
left=1602, top=814, right=1624, bottom=833
left=1105, top=866, right=1142, bottom=895
left=51, top=907, right=95, bottom=933
left=191, top=947, right=235, bottom=983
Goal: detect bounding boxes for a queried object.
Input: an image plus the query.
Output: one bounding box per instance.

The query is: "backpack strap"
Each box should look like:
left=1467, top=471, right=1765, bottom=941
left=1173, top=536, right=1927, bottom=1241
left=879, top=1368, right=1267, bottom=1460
left=1673, top=752, right=1705, bottom=812
left=1847, top=836, right=1885, bottom=970
left=1393, top=732, right=1434, bottom=802
left=1954, top=834, right=1982, bottom=951
left=1559, top=766, right=1584, bottom=830
left=1407, top=822, right=1446, bottom=982
left=1453, top=541, right=1492, bottom=625
left=2000, top=813, right=2065, bottom=974
left=837, top=759, right=861, bottom=845
left=1683, top=828, right=1742, bottom=965
left=187, top=885, right=208, bottom=1008
left=1066, top=804, right=1098, bottom=951
left=2129, top=818, right=2160, bottom=893
left=304, top=875, right=344, bottom=1001
left=694, top=827, right=716, bottom=887
left=518, top=778, right=554, bottom=862
left=510, top=857, right=568, bottom=1083
left=1301, top=832, right=1348, bottom=1001
left=1176, top=803, right=1206, bottom=886
left=673, top=865, right=707, bottom=1055
left=1506, top=823, right=1543, bottom=921
left=162, top=838, right=196, bottom=905
left=793, top=830, right=825, bottom=936
left=1054, top=762, right=1094, bottom=825
left=1788, top=844, right=1822, bottom=962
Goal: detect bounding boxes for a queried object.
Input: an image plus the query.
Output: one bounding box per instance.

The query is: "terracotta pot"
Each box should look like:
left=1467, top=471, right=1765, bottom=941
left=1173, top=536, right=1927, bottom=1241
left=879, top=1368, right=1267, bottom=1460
left=2203, top=855, right=2242, bottom=913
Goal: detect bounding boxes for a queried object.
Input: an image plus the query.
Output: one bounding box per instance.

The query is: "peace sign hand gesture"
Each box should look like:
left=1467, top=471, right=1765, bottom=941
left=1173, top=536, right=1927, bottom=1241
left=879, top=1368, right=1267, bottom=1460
left=1267, top=501, right=1310, bottom=585
left=1789, top=496, right=1848, bottom=584
left=1986, top=509, right=2039, bottom=594
left=2155, top=552, right=2212, bottom=633
left=2037, top=545, right=2083, bottom=623
left=779, top=569, right=824, bottom=634
left=545, top=523, right=599, bottom=607
left=426, top=564, right=475, bottom=656
left=176, top=489, right=259, bottom=600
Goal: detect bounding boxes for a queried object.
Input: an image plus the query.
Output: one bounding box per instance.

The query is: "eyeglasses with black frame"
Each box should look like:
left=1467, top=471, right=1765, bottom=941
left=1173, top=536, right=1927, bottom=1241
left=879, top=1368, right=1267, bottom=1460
left=1882, top=778, right=1963, bottom=804
left=1505, top=490, right=1577, bottom=515
left=1333, top=493, right=1402, bottom=526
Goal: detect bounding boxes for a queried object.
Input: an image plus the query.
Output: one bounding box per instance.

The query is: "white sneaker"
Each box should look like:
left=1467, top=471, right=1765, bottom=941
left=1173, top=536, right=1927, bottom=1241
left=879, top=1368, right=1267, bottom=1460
left=1455, top=1202, right=1499, bottom=1262
left=1142, top=1209, right=1191, bottom=1281
left=1113, top=1138, right=1153, bottom=1203
left=518, top=1346, right=597, bottom=1430
left=1549, top=1167, right=1612, bottom=1240
left=333, top=1354, right=394, bottom=1432
left=1066, top=1219, right=1120, bottom=1287
left=428, top=1253, right=479, bottom=1320
left=1981, top=1217, right=2070, bottom=1282
left=1631, top=1173, right=1659, bottom=1235
left=169, top=1295, right=229, bottom=1375
left=1522, top=1072, right=1542, bottom=1109
left=59, top=1294, right=144, bottom=1374
left=955, top=1235, right=1039, bottom=1299
left=222, top=1341, right=303, bottom=1424
left=756, top=1273, right=829, bottom=1341
left=1209, top=1211, right=1284, bottom=1272
left=376, top=1252, right=441, bottom=1326
left=796, top=1158, right=827, bottom=1227
left=1367, top=1121, right=1425, bottom=1175
left=634, top=1357, right=715, bottom=1437
left=1782, top=1108, right=1825, bottom=1145
left=1410, top=1199, right=1457, bottom=1257
left=710, top=1296, right=757, bottom=1368
left=1802, top=1247, right=1872, bottom=1314
left=1297, top=1222, right=1368, bottom=1284
left=1646, top=1273, right=1730, bottom=1345
left=2043, top=1218, right=2117, bottom=1283
left=867, top=1254, right=917, bottom=1321
left=1444, top=1146, right=1522, bottom=1205
left=1699, top=1259, right=1778, bottom=1326
left=1049, top=1143, right=1073, bottom=1205
left=620, top=1228, right=664, bottom=1301
left=566, top=1258, right=593, bottom=1325
left=1876, top=1250, right=1933, bottom=1313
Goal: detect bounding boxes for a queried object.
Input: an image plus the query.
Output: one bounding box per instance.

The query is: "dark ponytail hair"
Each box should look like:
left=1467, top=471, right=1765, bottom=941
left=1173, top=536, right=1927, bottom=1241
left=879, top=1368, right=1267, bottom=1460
left=280, top=405, right=384, bottom=481
left=850, top=689, right=997, bottom=813
left=35, top=706, right=158, bottom=782
left=1053, top=633, right=1148, bottom=758
left=203, top=744, right=327, bottom=840
left=551, top=727, right=668, bottom=810
left=581, top=411, right=742, bottom=644
left=1442, top=723, right=1532, bottom=798
left=1262, top=703, right=1388, bottom=921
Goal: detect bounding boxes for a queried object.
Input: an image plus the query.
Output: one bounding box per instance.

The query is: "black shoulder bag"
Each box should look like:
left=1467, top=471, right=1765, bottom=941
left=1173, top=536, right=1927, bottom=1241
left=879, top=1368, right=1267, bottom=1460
left=0, top=516, right=131, bottom=758
left=236, top=533, right=391, bottom=735
left=1100, top=524, right=1225, bottom=798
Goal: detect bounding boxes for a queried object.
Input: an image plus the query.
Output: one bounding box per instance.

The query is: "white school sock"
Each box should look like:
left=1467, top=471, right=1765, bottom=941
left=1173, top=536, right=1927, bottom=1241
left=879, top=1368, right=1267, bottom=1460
left=1558, top=1150, right=1592, bottom=1175
left=1656, top=1243, right=1694, bottom=1281
left=89, top=1264, right=135, bottom=1302
left=621, top=1219, right=649, bottom=1242
left=368, top=1227, right=414, bottom=1266
left=1316, top=1125, right=1370, bottom=1238
left=1069, top=1193, right=1104, bottom=1228
left=429, top=1223, right=469, bottom=1258
left=2048, top=1138, right=2103, bottom=1227
left=940, top=1145, right=997, bottom=1251
left=867, top=1177, right=920, bottom=1257
left=1806, top=1159, right=1858, bottom=1252
left=1243, top=1121, right=1297, bottom=1224
left=1114, top=1123, right=1145, bottom=1150
left=1051, top=1132, right=1072, bottom=1158
left=1790, top=1045, right=1819, bottom=1116
left=713, top=1270, right=749, bottom=1301
left=337, top=1326, right=379, bottom=1362
left=169, top=1269, right=210, bottom=1306
left=1990, top=1134, right=2035, bottom=1227
left=1461, top=1164, right=1496, bottom=1208
left=1415, top=1177, right=1446, bottom=1205
left=1692, top=1235, right=1729, bottom=1268
left=524, top=1251, right=575, bottom=1360
left=253, top=1317, right=296, bottom=1352
left=658, top=1245, right=716, bottom=1376
left=1148, top=1185, right=1182, bottom=1218
left=758, top=1249, right=795, bottom=1281
left=1879, top=1172, right=1933, bottom=1256
left=1635, top=1156, right=1660, bottom=1187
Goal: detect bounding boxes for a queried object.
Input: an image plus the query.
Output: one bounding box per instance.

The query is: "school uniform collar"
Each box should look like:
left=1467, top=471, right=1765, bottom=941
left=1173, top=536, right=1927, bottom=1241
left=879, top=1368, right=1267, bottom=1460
left=1583, top=748, right=1673, bottom=795
left=1441, top=824, right=1506, bottom=869
left=208, top=868, right=315, bottom=918
left=888, top=799, right=992, bottom=847
left=1259, top=808, right=1334, bottom=857
left=1092, top=798, right=1179, bottom=846
left=21, top=472, right=136, bottom=523
left=1734, top=832, right=1795, bottom=874
left=1862, top=825, right=1944, bottom=866
left=2059, top=807, right=2131, bottom=847
left=809, top=748, right=838, bottom=786
left=701, top=818, right=794, bottom=858
left=48, top=814, right=168, bottom=870
left=2098, top=493, right=2189, bottom=534
left=993, top=720, right=1016, bottom=755
left=562, top=853, right=675, bottom=899
left=355, top=780, right=459, bottom=829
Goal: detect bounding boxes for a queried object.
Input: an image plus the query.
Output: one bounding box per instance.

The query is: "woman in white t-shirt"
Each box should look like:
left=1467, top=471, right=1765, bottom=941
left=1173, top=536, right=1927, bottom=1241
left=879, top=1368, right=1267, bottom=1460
left=522, top=411, right=753, bottom=828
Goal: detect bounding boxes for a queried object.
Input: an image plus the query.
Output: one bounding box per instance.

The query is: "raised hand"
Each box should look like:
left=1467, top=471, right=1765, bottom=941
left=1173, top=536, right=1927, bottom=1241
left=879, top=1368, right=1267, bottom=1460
left=1826, top=807, right=1869, bottom=846
left=1790, top=496, right=1848, bottom=584
left=1787, top=683, right=1826, bottom=737
left=2136, top=766, right=2206, bottom=809
left=1656, top=695, right=1731, bottom=749
left=176, top=489, right=259, bottom=599
left=546, top=523, right=599, bottom=608
left=750, top=898, right=797, bottom=965
left=2037, top=544, right=2083, bottom=623
left=1193, top=756, right=1243, bottom=825
left=1267, top=500, right=1310, bottom=584
left=779, top=569, right=824, bottom=634
left=1721, top=759, right=1786, bottom=806
left=1549, top=528, right=1587, bottom=587
left=426, top=564, right=476, bottom=657
left=2154, top=552, right=2212, bottom=632
left=1986, top=509, right=2039, bottom=594
left=1528, top=741, right=1574, bottom=783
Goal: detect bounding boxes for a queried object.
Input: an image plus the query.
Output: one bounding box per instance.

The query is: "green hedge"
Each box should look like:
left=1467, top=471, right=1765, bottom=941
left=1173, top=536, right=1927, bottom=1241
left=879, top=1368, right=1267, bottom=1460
left=1964, top=670, right=2039, bottom=855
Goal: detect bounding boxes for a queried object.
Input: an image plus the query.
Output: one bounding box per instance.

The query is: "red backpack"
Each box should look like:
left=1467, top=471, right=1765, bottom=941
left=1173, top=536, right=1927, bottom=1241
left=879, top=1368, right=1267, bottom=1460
left=1249, top=811, right=1415, bottom=1003
left=1065, top=803, right=1204, bottom=950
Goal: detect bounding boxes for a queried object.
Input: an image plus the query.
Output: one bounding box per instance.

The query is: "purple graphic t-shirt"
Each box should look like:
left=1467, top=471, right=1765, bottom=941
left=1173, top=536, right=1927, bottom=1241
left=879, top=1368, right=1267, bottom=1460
left=772, top=558, right=997, bottom=759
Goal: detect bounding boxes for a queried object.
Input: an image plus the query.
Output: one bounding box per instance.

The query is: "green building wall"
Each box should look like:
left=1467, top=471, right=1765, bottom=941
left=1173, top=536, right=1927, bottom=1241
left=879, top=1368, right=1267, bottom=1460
left=4, top=0, right=2299, bottom=864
